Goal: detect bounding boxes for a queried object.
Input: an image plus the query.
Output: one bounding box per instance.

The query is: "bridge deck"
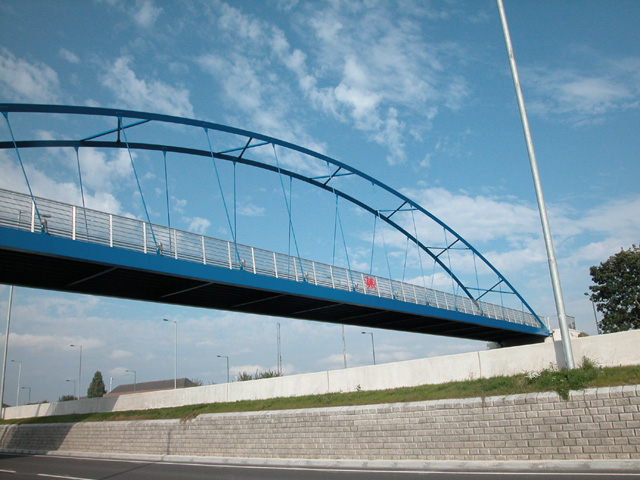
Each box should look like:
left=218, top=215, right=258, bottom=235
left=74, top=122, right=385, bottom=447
left=0, top=189, right=548, bottom=344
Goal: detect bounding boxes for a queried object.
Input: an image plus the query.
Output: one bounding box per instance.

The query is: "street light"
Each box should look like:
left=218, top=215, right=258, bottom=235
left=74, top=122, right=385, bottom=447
left=361, top=331, right=376, bottom=365
left=584, top=292, right=601, bottom=335
left=342, top=325, right=347, bottom=369
left=21, top=386, right=31, bottom=404
left=1, top=286, right=15, bottom=419
left=497, top=0, right=574, bottom=369
left=11, top=360, right=21, bottom=406
left=70, top=344, right=82, bottom=400
left=217, top=355, right=229, bottom=383
left=65, top=379, right=76, bottom=400
left=163, top=319, right=177, bottom=389
left=126, top=369, right=137, bottom=392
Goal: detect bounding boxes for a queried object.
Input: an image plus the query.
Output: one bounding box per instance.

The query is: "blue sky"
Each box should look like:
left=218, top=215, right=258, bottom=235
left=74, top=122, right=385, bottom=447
left=1, top=0, right=639, bottom=404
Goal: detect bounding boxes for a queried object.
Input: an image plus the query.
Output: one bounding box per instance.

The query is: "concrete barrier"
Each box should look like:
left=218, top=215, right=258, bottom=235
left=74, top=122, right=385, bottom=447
left=1, top=385, right=639, bottom=461
left=4, top=329, right=639, bottom=420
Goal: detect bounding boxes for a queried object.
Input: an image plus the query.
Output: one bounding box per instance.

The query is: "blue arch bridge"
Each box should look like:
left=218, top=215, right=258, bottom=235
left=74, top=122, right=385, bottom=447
left=0, top=104, right=549, bottom=345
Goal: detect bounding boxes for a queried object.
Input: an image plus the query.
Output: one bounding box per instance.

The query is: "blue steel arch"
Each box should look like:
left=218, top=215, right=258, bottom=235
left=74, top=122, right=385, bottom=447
left=0, top=103, right=546, bottom=333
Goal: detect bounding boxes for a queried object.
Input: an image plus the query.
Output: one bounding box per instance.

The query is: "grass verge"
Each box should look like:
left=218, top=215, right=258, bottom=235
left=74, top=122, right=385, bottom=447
left=2, top=359, right=639, bottom=425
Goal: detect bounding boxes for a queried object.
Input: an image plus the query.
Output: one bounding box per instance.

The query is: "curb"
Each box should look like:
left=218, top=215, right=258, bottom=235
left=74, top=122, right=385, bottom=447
left=3, top=450, right=640, bottom=473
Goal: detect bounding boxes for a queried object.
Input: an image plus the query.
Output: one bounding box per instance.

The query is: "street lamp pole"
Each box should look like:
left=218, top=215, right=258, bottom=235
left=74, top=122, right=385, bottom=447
left=361, top=331, right=376, bottom=365
left=21, top=386, right=30, bottom=404
left=66, top=379, right=76, bottom=400
left=70, top=344, right=82, bottom=399
left=1, top=286, right=14, bottom=418
left=126, top=369, right=137, bottom=392
left=11, top=360, right=21, bottom=406
left=342, top=325, right=348, bottom=369
left=585, top=292, right=601, bottom=335
left=163, top=319, right=177, bottom=389
left=217, top=355, right=229, bottom=383
left=496, top=0, right=574, bottom=369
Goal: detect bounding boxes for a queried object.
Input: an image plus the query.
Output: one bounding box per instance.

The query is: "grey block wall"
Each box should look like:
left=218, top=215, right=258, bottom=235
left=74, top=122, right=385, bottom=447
left=1, top=385, right=639, bottom=461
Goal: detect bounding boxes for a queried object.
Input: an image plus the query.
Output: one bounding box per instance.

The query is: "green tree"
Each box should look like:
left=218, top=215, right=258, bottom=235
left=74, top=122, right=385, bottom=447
left=58, top=394, right=75, bottom=402
left=255, top=369, right=282, bottom=379
left=87, top=370, right=107, bottom=398
left=236, top=371, right=253, bottom=382
left=588, top=245, right=640, bottom=333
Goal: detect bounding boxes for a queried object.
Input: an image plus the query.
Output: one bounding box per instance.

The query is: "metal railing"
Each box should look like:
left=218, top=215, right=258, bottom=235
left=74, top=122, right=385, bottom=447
left=0, top=189, right=540, bottom=328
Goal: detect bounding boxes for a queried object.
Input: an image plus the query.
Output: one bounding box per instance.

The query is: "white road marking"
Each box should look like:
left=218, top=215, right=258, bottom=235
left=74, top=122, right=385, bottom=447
left=37, top=474, right=95, bottom=480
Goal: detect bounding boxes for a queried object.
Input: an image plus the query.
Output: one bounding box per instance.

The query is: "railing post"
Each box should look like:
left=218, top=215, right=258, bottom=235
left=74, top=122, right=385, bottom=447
left=72, top=206, right=76, bottom=240
left=109, top=215, right=113, bottom=247
left=330, top=266, right=335, bottom=289
left=251, top=247, right=256, bottom=274
left=30, top=201, right=35, bottom=233
left=361, top=273, right=366, bottom=294
left=412, top=285, right=417, bottom=304
left=273, top=252, right=278, bottom=278
left=227, top=242, right=232, bottom=269
left=173, top=229, right=178, bottom=259
left=201, top=236, right=206, bottom=264
left=293, top=257, right=299, bottom=282
left=312, top=262, right=317, bottom=285
left=143, top=223, right=147, bottom=254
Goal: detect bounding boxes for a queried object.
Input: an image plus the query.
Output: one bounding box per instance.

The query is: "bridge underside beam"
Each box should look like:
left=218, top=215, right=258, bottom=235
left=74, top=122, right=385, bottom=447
left=0, top=227, right=546, bottom=345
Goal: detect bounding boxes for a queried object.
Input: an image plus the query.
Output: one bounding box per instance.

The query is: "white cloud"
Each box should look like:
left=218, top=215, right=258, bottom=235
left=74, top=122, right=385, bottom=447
left=200, top=53, right=264, bottom=112
left=132, top=0, right=162, bottom=28
left=400, top=187, right=541, bottom=245
left=110, top=349, right=133, bottom=360
left=108, top=366, right=130, bottom=377
left=59, top=48, right=80, bottom=64
left=101, top=56, right=194, bottom=117
left=319, top=353, right=351, bottom=369
left=238, top=203, right=265, bottom=217
left=7, top=333, right=105, bottom=351
left=292, top=3, right=469, bottom=163
left=0, top=147, right=130, bottom=215
left=78, top=148, right=132, bottom=192
left=0, top=47, right=60, bottom=102
left=187, top=216, right=211, bottom=235
left=197, top=2, right=469, bottom=167
left=524, top=54, right=640, bottom=123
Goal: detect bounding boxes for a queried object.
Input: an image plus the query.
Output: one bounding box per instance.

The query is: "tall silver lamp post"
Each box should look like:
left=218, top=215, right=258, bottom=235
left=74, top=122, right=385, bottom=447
left=361, top=331, right=376, bottom=365
left=163, top=319, right=177, bottom=389
left=276, top=323, right=282, bottom=376
left=342, top=325, right=348, bottom=369
left=66, top=379, right=76, bottom=399
left=21, top=386, right=31, bottom=404
left=496, top=0, right=574, bottom=369
left=70, top=344, right=82, bottom=399
left=11, top=360, right=21, bottom=406
left=217, top=355, right=230, bottom=383
left=0, top=286, right=14, bottom=418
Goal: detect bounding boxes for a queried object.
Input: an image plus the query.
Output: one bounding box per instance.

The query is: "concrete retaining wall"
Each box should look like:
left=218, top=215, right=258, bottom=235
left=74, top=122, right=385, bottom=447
left=4, top=330, right=639, bottom=420
left=1, top=385, right=639, bottom=461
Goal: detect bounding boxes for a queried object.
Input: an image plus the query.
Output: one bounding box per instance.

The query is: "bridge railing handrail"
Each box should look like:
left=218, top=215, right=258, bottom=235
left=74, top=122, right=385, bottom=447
left=0, top=188, right=540, bottom=328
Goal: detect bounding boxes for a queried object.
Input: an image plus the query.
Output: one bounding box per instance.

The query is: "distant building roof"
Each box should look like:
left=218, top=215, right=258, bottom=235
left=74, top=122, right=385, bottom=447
left=105, top=377, right=197, bottom=396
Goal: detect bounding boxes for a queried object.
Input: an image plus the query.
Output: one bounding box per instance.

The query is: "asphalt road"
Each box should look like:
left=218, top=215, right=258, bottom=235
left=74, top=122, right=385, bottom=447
left=0, top=453, right=639, bottom=479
